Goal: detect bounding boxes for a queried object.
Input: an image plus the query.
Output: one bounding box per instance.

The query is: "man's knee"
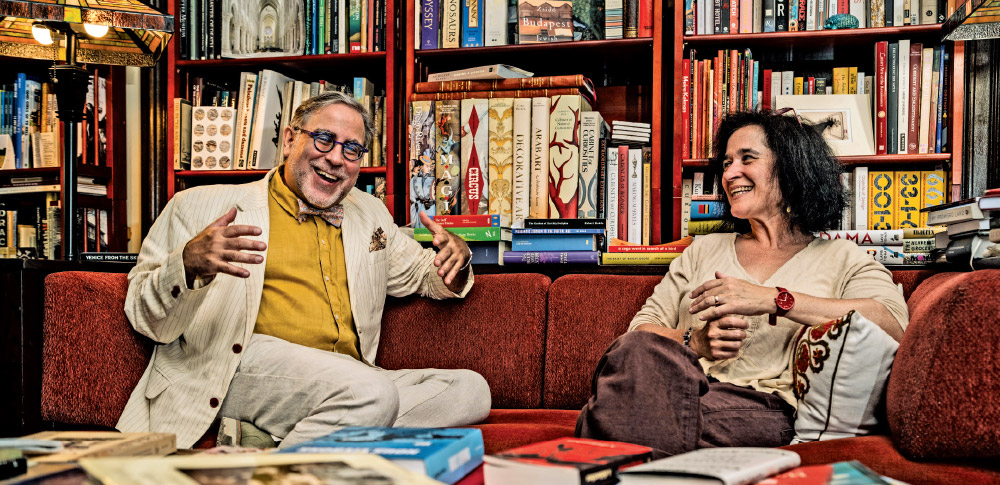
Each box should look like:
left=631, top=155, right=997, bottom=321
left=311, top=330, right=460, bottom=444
left=345, top=376, right=399, bottom=427
left=447, top=370, right=491, bottom=424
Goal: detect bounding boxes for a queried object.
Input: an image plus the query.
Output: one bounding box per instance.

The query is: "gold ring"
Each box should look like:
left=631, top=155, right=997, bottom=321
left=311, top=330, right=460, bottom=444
left=714, top=295, right=720, bottom=305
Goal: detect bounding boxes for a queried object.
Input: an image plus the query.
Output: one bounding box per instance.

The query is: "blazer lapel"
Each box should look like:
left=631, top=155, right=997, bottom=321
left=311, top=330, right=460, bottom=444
left=235, top=169, right=276, bottom=340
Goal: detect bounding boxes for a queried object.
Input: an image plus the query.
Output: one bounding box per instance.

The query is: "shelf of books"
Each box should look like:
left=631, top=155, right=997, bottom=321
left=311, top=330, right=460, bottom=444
left=669, top=0, right=967, bottom=267
left=0, top=61, right=127, bottom=259
left=403, top=0, right=669, bottom=265
left=165, top=0, right=401, bottom=219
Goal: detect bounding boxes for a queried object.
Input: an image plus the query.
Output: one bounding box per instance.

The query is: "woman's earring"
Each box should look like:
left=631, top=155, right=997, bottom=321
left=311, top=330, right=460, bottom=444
left=785, top=206, right=791, bottom=213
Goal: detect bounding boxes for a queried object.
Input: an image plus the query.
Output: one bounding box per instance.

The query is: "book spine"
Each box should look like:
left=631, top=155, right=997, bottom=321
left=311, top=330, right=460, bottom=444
left=511, top=234, right=598, bottom=251
left=460, top=98, right=489, bottom=215
left=927, top=46, right=941, bottom=153
left=529, top=97, right=550, bottom=219
left=548, top=95, right=585, bottom=219
left=579, top=111, right=602, bottom=219
left=642, top=147, right=651, bottom=245
left=907, top=42, right=922, bottom=153
left=414, top=75, right=588, bottom=93
left=607, top=0, right=625, bottom=38
left=523, top=218, right=607, bottom=228
left=432, top=214, right=501, bottom=226
left=488, top=98, right=514, bottom=226
left=484, top=0, right=506, bottom=45
left=625, top=0, right=640, bottom=37
left=853, top=165, right=868, bottom=230
left=919, top=170, right=946, bottom=226
left=687, top=219, right=724, bottom=234
left=442, top=0, right=461, bottom=47
left=886, top=43, right=899, bottom=153
left=898, top=39, right=910, bottom=153
left=234, top=74, right=257, bottom=170
left=410, top=88, right=589, bottom=101
left=415, top=226, right=506, bottom=241
left=874, top=41, right=888, bottom=154
left=684, top=0, right=696, bottom=34
left=763, top=0, right=776, bottom=31
left=849, top=0, right=865, bottom=26
left=690, top=200, right=725, bottom=219
left=602, top=252, right=681, bottom=264
left=617, top=145, right=629, bottom=239
left=597, top=135, right=608, bottom=219
left=627, top=148, right=643, bottom=243
left=435, top=99, right=461, bottom=215
left=606, top=146, right=619, bottom=240
left=817, top=229, right=904, bottom=245
left=503, top=250, right=600, bottom=264
left=511, top=98, right=532, bottom=227
left=608, top=243, right=689, bottom=252
left=462, top=0, right=485, bottom=47
left=918, top=47, right=934, bottom=154
left=776, top=0, right=788, bottom=30
left=869, top=171, right=895, bottom=230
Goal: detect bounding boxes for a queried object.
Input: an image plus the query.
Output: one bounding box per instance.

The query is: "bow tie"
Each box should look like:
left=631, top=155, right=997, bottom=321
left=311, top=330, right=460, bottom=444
left=297, top=200, right=344, bottom=227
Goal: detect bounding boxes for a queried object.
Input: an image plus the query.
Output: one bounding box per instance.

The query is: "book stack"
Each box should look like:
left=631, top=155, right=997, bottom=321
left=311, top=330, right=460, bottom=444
left=504, top=219, right=605, bottom=265
left=414, top=214, right=511, bottom=265
left=602, top=235, right=692, bottom=265
left=610, top=121, right=651, bottom=146
left=684, top=0, right=944, bottom=35
left=816, top=228, right=939, bottom=265
left=680, top=172, right=726, bottom=238
left=922, top=192, right=1000, bottom=268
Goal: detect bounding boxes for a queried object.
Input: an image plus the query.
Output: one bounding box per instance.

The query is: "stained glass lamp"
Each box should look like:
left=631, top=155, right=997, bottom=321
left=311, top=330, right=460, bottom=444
left=944, top=0, right=1000, bottom=41
left=0, top=0, right=172, bottom=259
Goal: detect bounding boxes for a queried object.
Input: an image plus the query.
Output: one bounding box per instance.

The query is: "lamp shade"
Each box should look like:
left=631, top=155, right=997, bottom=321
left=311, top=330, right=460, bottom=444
left=944, top=0, right=1000, bottom=41
left=0, top=0, right=173, bottom=66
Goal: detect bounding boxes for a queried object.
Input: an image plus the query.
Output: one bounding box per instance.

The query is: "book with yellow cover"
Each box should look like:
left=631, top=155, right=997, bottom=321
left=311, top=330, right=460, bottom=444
left=601, top=252, right=681, bottom=265
left=894, top=171, right=921, bottom=229
left=920, top=170, right=947, bottom=227
left=868, top=171, right=896, bottom=230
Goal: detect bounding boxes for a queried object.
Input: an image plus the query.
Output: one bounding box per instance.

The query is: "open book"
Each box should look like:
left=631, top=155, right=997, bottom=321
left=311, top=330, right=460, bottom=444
left=618, top=447, right=800, bottom=485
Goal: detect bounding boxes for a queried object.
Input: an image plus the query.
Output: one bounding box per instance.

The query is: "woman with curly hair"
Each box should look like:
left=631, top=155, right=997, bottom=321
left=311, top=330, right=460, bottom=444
left=576, top=110, right=909, bottom=456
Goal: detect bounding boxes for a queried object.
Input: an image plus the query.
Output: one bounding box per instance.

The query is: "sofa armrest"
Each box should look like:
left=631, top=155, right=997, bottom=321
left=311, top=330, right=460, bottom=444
left=42, top=271, right=152, bottom=428
left=376, top=273, right=551, bottom=409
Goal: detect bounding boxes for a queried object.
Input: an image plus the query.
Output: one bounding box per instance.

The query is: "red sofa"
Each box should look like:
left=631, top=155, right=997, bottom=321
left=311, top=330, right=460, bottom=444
left=40, top=270, right=1000, bottom=484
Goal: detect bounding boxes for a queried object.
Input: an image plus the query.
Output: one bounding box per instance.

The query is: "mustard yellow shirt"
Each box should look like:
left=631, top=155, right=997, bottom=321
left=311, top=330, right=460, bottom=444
left=254, top=169, right=361, bottom=360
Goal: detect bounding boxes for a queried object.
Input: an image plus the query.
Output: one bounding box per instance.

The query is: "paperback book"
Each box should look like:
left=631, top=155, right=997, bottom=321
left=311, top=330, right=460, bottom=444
left=484, top=437, right=653, bottom=485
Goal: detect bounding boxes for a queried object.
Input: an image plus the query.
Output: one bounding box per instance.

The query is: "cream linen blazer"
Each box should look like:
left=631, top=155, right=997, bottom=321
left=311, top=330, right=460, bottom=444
left=115, top=169, right=472, bottom=448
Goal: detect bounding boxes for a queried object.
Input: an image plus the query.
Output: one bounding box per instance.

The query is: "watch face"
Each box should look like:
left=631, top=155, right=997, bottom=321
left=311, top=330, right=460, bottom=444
left=776, top=291, right=795, bottom=311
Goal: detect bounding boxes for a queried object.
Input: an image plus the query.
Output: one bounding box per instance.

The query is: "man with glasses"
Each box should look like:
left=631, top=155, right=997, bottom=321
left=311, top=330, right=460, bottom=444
left=117, top=91, right=489, bottom=450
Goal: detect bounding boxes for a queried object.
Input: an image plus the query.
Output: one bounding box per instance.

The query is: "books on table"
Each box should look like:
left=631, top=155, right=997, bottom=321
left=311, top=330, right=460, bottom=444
left=80, top=452, right=443, bottom=485
left=618, top=447, right=800, bottom=485
left=280, top=426, right=483, bottom=484
left=0, top=431, right=176, bottom=464
left=484, top=437, right=653, bottom=485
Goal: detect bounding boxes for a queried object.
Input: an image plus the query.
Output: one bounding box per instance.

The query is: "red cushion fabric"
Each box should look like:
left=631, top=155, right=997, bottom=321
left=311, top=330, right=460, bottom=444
left=889, top=269, right=938, bottom=301
left=887, top=270, right=1000, bottom=460
left=466, top=409, right=578, bottom=454
left=377, top=273, right=551, bottom=409
left=544, top=274, right=663, bottom=409
left=41, top=272, right=152, bottom=427
left=783, top=435, right=1000, bottom=485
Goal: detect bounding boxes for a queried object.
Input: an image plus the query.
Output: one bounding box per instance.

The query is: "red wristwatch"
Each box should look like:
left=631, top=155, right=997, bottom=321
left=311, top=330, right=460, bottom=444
left=769, top=287, right=795, bottom=326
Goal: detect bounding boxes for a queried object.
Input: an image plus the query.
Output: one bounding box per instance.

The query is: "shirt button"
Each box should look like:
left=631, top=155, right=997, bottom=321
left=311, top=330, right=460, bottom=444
left=320, top=239, right=327, bottom=245
left=209, top=398, right=219, bottom=408
left=232, top=344, right=242, bottom=354
left=171, top=286, right=180, bottom=298
left=324, top=275, right=330, bottom=281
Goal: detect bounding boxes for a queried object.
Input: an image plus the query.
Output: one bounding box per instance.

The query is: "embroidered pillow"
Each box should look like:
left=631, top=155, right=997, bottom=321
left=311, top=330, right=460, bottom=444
left=790, top=310, right=899, bottom=443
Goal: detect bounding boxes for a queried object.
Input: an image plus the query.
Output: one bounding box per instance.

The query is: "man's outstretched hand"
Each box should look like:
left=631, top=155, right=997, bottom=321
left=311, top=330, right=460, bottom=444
left=419, top=211, right=471, bottom=291
left=182, top=207, right=267, bottom=288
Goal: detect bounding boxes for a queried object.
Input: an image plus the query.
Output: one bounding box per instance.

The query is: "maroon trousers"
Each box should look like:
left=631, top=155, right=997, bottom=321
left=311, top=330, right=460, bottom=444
left=576, top=331, right=795, bottom=457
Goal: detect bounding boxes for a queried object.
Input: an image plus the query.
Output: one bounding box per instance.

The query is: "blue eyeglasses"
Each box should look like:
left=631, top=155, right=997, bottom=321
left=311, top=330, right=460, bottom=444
left=293, top=127, right=369, bottom=161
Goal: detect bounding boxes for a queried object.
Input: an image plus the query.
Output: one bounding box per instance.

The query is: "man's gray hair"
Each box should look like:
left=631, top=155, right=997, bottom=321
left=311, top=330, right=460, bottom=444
left=290, top=90, right=376, bottom=148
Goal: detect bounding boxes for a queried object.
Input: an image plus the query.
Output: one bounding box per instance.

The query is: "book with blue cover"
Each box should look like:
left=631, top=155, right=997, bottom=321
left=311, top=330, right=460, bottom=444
left=280, top=427, right=483, bottom=484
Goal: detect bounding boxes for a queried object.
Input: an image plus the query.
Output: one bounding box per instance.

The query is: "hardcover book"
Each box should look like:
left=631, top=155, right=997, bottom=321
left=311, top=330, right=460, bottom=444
left=502, top=250, right=601, bottom=264
left=578, top=111, right=603, bottom=218
left=81, top=452, right=442, bottom=485
left=220, top=0, right=305, bottom=58
left=529, top=97, right=551, bottom=218
left=460, top=98, right=489, bottom=215
left=281, top=427, right=483, bottom=484
left=868, top=171, right=895, bottom=230
left=435, top=99, right=462, bottom=216
left=512, top=98, right=532, bottom=227
left=484, top=437, right=652, bottom=484
left=549, top=95, right=591, bottom=218
left=247, top=69, right=291, bottom=170
left=894, top=171, right=921, bottom=229
left=518, top=0, right=575, bottom=44
left=488, top=98, right=515, bottom=226
left=190, top=106, right=236, bottom=171
left=409, top=100, right=436, bottom=227
left=618, top=447, right=800, bottom=485
left=2, top=431, right=176, bottom=464
left=462, top=0, right=486, bottom=46
left=427, top=64, right=533, bottom=82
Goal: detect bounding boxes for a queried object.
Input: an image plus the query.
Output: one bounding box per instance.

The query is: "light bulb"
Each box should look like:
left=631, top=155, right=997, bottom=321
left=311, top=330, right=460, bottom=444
left=83, top=23, right=109, bottom=38
left=31, top=24, right=54, bottom=45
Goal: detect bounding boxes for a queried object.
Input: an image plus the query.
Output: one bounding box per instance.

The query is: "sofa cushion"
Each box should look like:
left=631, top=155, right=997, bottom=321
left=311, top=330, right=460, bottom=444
left=467, top=409, right=578, bottom=455
left=783, top=435, right=1000, bottom=485
left=545, top=274, right=663, bottom=409
left=41, top=272, right=152, bottom=427
left=377, top=273, right=551, bottom=409
left=791, top=311, right=897, bottom=443
left=887, top=270, right=1000, bottom=460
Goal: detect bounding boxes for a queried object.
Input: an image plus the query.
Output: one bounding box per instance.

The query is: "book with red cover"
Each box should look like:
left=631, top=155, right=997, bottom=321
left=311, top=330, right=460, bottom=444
left=431, top=214, right=501, bottom=227
left=874, top=40, right=889, bottom=155
left=484, top=437, right=653, bottom=485
left=414, top=75, right=593, bottom=93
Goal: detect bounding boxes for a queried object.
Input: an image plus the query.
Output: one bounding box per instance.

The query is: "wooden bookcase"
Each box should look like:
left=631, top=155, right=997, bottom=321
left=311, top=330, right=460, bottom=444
left=163, top=0, right=405, bottom=222
left=403, top=0, right=669, bottom=244
left=668, top=18, right=967, bottom=241
left=0, top=60, right=128, bottom=257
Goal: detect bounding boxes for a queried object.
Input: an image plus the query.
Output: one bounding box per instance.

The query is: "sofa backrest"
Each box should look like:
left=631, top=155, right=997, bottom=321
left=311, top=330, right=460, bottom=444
left=887, top=270, right=1000, bottom=460
left=42, top=271, right=150, bottom=428
left=376, top=273, right=551, bottom=409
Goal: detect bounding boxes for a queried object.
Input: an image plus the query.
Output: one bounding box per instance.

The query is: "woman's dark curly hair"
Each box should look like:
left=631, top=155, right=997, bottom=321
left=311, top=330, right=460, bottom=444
left=710, top=110, right=846, bottom=234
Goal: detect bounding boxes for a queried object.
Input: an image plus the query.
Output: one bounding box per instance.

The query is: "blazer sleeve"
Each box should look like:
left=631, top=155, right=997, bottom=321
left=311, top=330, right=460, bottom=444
left=382, top=213, right=473, bottom=300
left=124, top=192, right=218, bottom=343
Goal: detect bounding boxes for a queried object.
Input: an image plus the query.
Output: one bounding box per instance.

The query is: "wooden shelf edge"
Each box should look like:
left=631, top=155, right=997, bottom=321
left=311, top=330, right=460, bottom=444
left=682, top=153, right=952, bottom=167
left=413, top=38, right=654, bottom=58
left=175, top=167, right=388, bottom=178
left=683, top=24, right=944, bottom=44
left=176, top=51, right=387, bottom=68
left=0, top=166, right=112, bottom=178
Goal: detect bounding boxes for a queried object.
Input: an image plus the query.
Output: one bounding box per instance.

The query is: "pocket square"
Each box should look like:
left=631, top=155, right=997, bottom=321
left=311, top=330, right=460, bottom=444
left=370, top=227, right=387, bottom=252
